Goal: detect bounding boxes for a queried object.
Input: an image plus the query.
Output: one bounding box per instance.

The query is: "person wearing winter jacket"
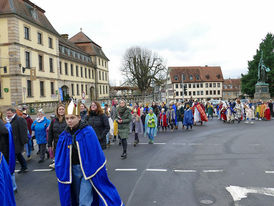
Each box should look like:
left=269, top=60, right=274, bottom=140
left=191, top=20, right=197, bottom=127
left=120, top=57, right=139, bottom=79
left=130, top=110, right=143, bottom=147
left=22, top=110, right=33, bottom=160
left=48, top=103, right=67, bottom=168
left=31, top=109, right=50, bottom=163
left=85, top=101, right=110, bottom=150
left=167, top=104, right=176, bottom=131
left=79, top=103, right=88, bottom=120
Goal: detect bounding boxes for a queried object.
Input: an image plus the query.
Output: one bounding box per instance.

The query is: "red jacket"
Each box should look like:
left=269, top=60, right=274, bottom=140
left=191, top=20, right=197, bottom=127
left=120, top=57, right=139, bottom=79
left=24, top=116, right=33, bottom=135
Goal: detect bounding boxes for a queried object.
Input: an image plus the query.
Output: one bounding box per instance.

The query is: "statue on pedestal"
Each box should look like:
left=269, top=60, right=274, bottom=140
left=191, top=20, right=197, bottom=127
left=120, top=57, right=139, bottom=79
left=257, top=51, right=270, bottom=84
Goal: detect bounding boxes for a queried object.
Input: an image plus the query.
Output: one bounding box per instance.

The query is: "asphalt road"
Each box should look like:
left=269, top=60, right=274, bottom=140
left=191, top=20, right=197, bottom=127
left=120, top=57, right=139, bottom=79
left=14, top=118, right=274, bottom=206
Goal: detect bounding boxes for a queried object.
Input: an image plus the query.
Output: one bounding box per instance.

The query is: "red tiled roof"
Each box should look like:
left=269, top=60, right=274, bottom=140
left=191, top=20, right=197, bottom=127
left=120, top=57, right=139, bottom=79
left=0, top=0, right=59, bottom=35
left=69, top=32, right=109, bottom=60
left=223, top=78, right=241, bottom=91
left=169, top=66, right=224, bottom=83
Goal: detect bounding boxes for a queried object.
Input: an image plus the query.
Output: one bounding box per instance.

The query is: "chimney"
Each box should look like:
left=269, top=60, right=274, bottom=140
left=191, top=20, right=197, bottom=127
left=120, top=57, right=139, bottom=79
left=61, top=34, right=69, bottom=40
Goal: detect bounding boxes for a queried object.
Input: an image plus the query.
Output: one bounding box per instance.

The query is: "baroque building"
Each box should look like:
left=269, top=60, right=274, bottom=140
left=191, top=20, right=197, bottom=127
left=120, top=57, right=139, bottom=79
left=166, top=66, right=224, bottom=102
left=0, top=0, right=109, bottom=111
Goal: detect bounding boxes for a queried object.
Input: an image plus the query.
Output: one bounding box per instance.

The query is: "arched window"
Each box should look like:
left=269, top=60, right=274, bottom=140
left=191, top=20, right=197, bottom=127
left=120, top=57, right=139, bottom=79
left=189, top=75, right=193, bottom=80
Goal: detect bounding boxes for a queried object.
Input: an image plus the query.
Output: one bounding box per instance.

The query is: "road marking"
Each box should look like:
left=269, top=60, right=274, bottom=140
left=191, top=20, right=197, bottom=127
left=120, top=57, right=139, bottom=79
left=146, top=169, right=168, bottom=172
left=226, top=185, right=274, bottom=202
left=173, top=169, right=197, bottom=173
left=203, top=170, right=223, bottom=173
left=138, top=143, right=148, bottom=145
left=154, top=143, right=166, bottom=145
left=189, top=143, right=203, bottom=146
left=33, top=169, right=53, bottom=172
left=265, top=171, right=274, bottom=174
left=115, top=169, right=137, bottom=172
left=173, top=143, right=187, bottom=145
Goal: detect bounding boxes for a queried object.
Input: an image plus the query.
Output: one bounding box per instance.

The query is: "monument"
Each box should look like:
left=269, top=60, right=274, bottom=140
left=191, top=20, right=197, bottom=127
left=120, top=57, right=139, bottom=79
left=254, top=51, right=271, bottom=100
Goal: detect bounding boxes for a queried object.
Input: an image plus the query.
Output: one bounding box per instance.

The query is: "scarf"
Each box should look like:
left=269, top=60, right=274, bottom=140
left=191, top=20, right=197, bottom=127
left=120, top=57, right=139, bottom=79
left=117, top=106, right=127, bottom=115
left=36, top=116, right=45, bottom=123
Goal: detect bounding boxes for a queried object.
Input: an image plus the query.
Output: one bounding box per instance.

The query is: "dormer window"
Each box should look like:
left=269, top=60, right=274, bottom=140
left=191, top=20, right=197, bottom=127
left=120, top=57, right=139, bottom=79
left=174, top=75, right=178, bottom=81
left=189, top=75, right=193, bottom=80
left=206, top=74, right=210, bottom=79
left=196, top=75, right=200, bottom=80
left=216, top=74, right=221, bottom=79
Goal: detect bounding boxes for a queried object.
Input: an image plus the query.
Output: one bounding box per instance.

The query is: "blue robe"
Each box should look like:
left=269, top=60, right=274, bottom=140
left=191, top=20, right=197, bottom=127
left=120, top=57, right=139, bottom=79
left=5, top=123, right=15, bottom=174
left=0, top=152, right=16, bottom=206
left=183, top=109, right=193, bottom=126
left=172, top=104, right=178, bottom=125
left=55, top=125, right=124, bottom=206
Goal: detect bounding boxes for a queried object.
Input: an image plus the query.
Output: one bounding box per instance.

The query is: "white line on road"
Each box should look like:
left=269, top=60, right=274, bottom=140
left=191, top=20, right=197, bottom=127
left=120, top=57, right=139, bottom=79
left=138, top=143, right=148, bottom=145
left=33, top=169, right=53, bottom=172
left=203, top=170, right=223, bottom=173
left=154, top=143, right=166, bottom=145
left=173, top=169, right=197, bottom=173
left=115, top=169, right=138, bottom=172
left=265, top=171, right=274, bottom=174
left=146, top=169, right=168, bottom=172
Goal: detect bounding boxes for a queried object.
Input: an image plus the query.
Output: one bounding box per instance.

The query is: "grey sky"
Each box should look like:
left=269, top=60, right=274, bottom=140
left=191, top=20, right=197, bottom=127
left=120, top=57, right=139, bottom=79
left=32, top=0, right=274, bottom=85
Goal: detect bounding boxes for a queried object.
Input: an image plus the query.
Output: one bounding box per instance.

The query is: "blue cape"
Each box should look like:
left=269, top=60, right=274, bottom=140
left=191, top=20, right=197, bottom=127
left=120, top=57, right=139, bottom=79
left=145, top=113, right=158, bottom=137
left=183, top=109, right=193, bottom=126
left=55, top=125, right=124, bottom=206
left=0, top=152, right=16, bottom=206
left=172, top=104, right=178, bottom=125
left=5, top=123, right=15, bottom=174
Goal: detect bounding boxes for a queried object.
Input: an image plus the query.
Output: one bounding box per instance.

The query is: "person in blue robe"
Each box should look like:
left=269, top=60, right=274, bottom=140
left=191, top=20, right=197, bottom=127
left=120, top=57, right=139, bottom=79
left=172, top=103, right=178, bottom=128
left=0, top=152, right=16, bottom=206
left=55, top=101, right=124, bottom=206
left=183, top=105, right=193, bottom=130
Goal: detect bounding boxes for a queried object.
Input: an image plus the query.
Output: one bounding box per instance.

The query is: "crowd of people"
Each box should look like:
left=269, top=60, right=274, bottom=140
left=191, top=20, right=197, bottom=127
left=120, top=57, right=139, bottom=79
left=0, top=97, right=273, bottom=205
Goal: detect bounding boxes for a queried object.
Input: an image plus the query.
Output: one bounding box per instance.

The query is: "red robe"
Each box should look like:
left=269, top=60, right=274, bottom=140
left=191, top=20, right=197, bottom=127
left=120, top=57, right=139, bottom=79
left=265, top=108, right=271, bottom=120
left=159, top=113, right=168, bottom=127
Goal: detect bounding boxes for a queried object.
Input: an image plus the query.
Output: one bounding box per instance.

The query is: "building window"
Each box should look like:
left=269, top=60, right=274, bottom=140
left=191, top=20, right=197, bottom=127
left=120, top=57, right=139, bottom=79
left=193, top=83, right=196, bottom=88
left=65, top=63, right=68, bottom=75
left=196, top=75, right=200, bottom=80
left=81, top=84, right=84, bottom=93
left=27, top=80, right=32, bottom=97
left=213, top=83, right=216, bottom=87
left=80, top=67, right=83, bottom=77
left=85, top=68, right=87, bottom=78
left=217, top=83, right=220, bottom=87
left=105, top=73, right=107, bottom=81
left=37, top=32, right=42, bottom=44
left=24, top=27, right=30, bottom=40
left=102, top=71, right=104, bottom=81
left=103, top=86, right=105, bottom=94
left=71, top=84, right=74, bottom=96
left=189, top=91, right=192, bottom=96
left=200, top=83, right=203, bottom=88
left=197, top=83, right=199, bottom=88
left=218, top=90, right=220, bottom=95
left=59, top=61, right=62, bottom=74
left=50, top=82, right=54, bottom=95
left=76, top=84, right=79, bottom=95
left=49, top=58, right=53, bottom=72
left=40, top=81, right=45, bottom=97
left=48, top=37, right=53, bottom=48
left=92, top=70, right=95, bottom=79
left=214, top=90, right=216, bottom=95
left=176, top=91, right=179, bottom=96
left=197, top=91, right=200, bottom=95
left=99, top=71, right=101, bottom=80
left=189, top=75, right=193, bottom=80
left=71, top=64, right=74, bottom=76
left=182, top=74, right=186, bottom=81
left=174, top=75, right=178, bottom=81
left=100, top=85, right=102, bottom=94
left=88, top=69, right=91, bottom=79
left=180, top=92, right=183, bottom=96
left=210, top=90, right=212, bottom=95
left=25, top=51, right=31, bottom=68
left=76, top=66, right=79, bottom=77
left=175, top=84, right=178, bottom=89
left=193, top=91, right=196, bottom=96
left=206, top=91, right=208, bottom=95
left=209, top=83, right=212, bottom=88
left=188, top=83, right=191, bottom=88
left=85, top=85, right=88, bottom=95
left=205, top=83, right=208, bottom=88
left=201, top=91, right=204, bottom=95
left=38, top=55, right=43, bottom=71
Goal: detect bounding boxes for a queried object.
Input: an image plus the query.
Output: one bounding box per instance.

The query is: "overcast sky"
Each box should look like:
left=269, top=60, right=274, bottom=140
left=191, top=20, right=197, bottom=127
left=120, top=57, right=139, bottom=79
left=32, top=0, right=274, bottom=85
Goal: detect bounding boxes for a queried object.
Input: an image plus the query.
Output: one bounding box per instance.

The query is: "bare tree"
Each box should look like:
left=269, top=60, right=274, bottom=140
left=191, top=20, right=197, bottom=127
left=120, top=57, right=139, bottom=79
left=121, top=47, right=167, bottom=96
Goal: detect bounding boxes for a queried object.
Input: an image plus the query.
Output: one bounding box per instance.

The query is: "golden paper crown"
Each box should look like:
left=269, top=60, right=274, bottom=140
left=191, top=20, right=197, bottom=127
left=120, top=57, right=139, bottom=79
left=65, top=101, right=80, bottom=116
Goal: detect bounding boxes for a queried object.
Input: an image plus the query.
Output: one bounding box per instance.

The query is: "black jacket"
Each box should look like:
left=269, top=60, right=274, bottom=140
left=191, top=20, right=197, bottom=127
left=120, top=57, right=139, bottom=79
left=10, top=115, right=28, bottom=154
left=48, top=117, right=67, bottom=148
left=0, top=120, right=9, bottom=163
left=85, top=112, right=110, bottom=150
